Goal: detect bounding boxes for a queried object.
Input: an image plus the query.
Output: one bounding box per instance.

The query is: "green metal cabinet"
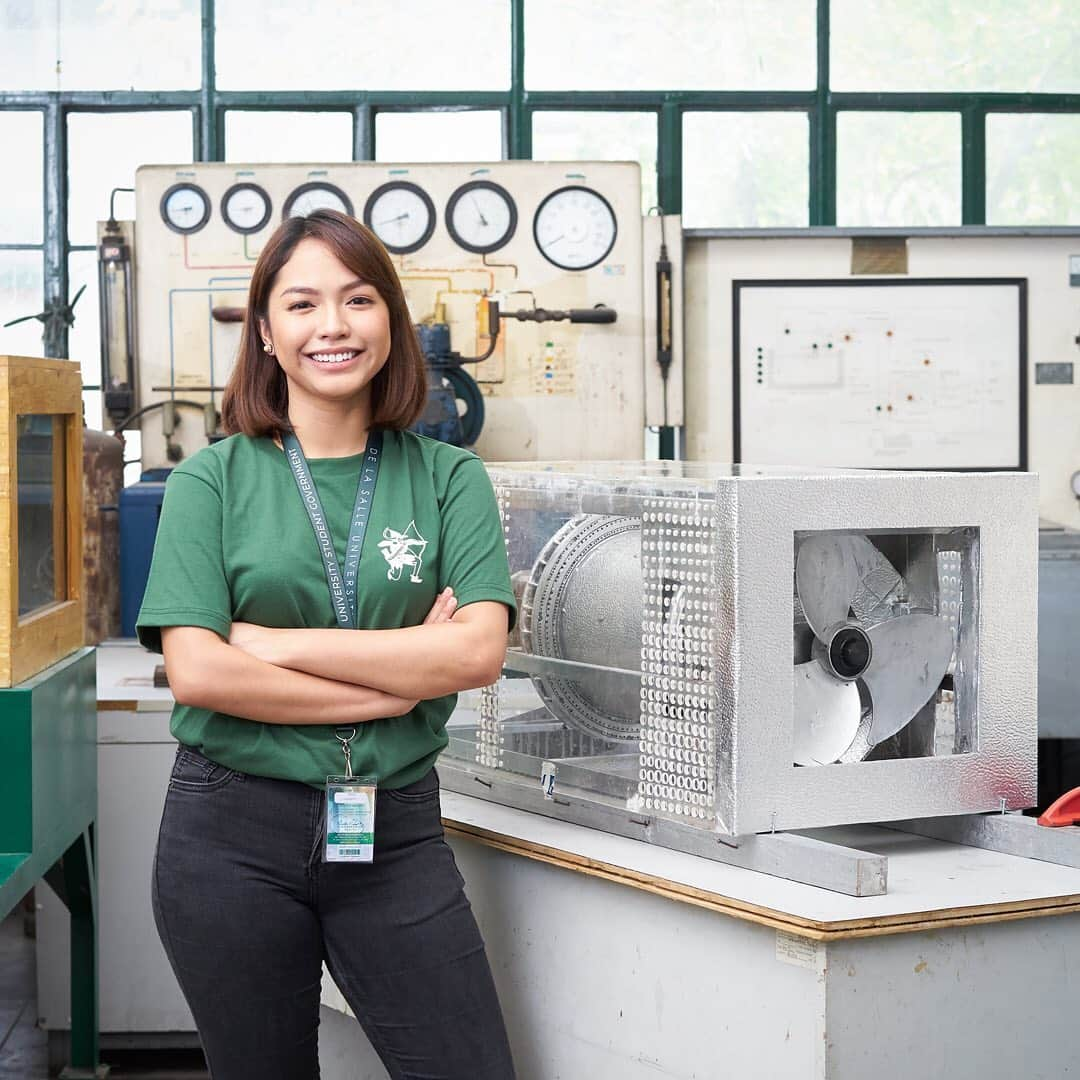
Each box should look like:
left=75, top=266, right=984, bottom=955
left=0, top=646, right=108, bottom=1079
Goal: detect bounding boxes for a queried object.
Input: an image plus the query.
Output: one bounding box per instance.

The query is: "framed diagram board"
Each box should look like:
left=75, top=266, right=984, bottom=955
left=733, top=278, right=1027, bottom=470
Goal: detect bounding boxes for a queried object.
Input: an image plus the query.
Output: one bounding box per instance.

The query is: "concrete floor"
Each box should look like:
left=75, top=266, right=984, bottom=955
left=0, top=907, right=208, bottom=1079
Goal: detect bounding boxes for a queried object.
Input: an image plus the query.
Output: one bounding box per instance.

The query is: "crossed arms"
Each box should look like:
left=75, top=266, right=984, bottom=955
left=161, top=588, right=509, bottom=726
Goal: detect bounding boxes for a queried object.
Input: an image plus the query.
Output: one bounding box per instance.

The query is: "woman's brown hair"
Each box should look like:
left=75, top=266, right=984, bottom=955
left=221, top=209, right=428, bottom=437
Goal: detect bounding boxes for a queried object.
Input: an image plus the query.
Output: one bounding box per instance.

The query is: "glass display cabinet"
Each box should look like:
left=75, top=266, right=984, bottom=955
left=0, top=356, right=85, bottom=687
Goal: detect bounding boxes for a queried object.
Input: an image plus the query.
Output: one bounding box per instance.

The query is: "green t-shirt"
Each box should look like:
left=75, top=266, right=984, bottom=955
left=136, top=429, right=515, bottom=789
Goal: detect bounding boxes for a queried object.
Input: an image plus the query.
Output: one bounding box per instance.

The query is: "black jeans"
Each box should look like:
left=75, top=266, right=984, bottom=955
left=152, top=746, right=516, bottom=1080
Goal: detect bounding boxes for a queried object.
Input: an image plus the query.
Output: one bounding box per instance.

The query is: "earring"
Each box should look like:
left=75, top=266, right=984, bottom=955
left=263, top=342, right=274, bottom=355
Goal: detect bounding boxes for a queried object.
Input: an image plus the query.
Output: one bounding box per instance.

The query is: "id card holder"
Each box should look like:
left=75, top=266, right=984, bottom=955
left=325, top=776, right=377, bottom=863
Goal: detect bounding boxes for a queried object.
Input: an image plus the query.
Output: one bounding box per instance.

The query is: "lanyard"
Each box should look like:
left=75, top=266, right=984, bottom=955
left=283, top=429, right=384, bottom=773
left=282, top=429, right=383, bottom=630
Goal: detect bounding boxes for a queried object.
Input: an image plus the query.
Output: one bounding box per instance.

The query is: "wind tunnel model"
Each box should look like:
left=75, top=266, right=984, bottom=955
left=440, top=462, right=1037, bottom=854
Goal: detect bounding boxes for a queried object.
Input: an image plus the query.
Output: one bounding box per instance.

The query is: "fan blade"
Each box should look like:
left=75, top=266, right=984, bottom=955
left=863, top=614, right=955, bottom=746
left=793, top=661, right=863, bottom=766
left=846, top=535, right=905, bottom=625
left=795, top=535, right=861, bottom=639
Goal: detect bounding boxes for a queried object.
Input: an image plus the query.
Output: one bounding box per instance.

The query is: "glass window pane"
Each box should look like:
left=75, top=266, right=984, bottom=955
left=216, top=0, right=509, bottom=91
left=17, top=414, right=66, bottom=615
left=837, top=112, right=962, bottom=227
left=82, top=389, right=104, bottom=436
left=0, top=252, right=45, bottom=358
left=526, top=0, right=815, bottom=90
left=988, top=114, right=1080, bottom=226
left=682, top=112, right=809, bottom=228
left=375, top=112, right=503, bottom=162
left=67, top=112, right=194, bottom=246
left=0, top=0, right=200, bottom=91
left=225, top=112, right=353, bottom=164
left=532, top=111, right=658, bottom=215
left=68, top=250, right=100, bottom=409
left=832, top=0, right=1080, bottom=93
left=0, top=112, right=44, bottom=243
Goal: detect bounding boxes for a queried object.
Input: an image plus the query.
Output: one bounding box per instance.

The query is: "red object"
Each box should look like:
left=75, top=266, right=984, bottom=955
left=1038, top=787, right=1080, bottom=827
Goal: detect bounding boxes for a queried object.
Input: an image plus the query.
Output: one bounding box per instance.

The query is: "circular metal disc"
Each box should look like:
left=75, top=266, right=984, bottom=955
left=521, top=515, right=642, bottom=741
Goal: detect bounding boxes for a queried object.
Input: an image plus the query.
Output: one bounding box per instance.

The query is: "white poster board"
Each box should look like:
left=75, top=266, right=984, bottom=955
left=734, top=279, right=1026, bottom=470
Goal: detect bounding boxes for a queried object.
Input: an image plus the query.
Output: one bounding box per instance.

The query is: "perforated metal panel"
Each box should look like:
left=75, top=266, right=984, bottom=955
left=638, top=497, right=719, bottom=824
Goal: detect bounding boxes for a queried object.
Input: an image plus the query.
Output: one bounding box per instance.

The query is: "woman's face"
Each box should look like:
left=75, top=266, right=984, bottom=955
left=259, top=237, right=392, bottom=410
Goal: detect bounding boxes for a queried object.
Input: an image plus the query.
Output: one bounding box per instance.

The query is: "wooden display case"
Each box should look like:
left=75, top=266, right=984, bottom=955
left=0, top=356, right=84, bottom=687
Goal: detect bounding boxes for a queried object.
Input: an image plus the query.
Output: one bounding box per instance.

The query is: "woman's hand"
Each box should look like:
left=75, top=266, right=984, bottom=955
left=423, top=587, right=457, bottom=624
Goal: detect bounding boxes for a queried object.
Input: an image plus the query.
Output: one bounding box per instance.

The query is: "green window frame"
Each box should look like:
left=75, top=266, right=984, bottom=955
left=0, top=0, right=1076, bottom=361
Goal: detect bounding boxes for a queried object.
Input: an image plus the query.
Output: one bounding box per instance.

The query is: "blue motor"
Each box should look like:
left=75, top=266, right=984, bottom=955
left=409, top=299, right=618, bottom=447
left=411, top=322, right=486, bottom=448
left=119, top=470, right=170, bottom=637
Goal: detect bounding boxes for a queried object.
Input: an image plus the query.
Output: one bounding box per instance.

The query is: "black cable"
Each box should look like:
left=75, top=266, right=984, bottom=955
left=647, top=205, right=668, bottom=250
left=113, top=399, right=205, bottom=434
left=108, top=187, right=135, bottom=226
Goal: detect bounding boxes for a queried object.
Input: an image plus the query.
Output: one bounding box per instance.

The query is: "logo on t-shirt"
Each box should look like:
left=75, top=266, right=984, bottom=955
left=377, top=521, right=428, bottom=583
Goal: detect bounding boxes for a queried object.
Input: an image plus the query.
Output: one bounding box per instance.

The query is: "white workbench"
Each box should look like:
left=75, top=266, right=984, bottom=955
left=37, top=644, right=1080, bottom=1078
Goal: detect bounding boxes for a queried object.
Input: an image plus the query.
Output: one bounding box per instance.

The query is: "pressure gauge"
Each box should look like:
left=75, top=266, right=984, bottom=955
left=363, top=181, right=436, bottom=255
left=445, top=180, right=517, bottom=254
left=221, top=182, right=272, bottom=234
left=533, top=185, right=617, bottom=271
left=1071, top=470, right=1080, bottom=499
left=160, top=183, right=211, bottom=235
left=283, top=181, right=353, bottom=219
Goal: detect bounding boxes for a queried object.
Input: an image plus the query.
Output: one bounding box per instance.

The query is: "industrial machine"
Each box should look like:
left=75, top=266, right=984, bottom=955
left=439, top=459, right=1042, bottom=892
left=111, top=160, right=673, bottom=469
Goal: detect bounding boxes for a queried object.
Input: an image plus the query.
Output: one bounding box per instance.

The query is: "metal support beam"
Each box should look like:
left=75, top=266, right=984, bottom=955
left=508, top=0, right=529, bottom=159
left=438, top=762, right=887, bottom=896
left=962, top=106, right=987, bottom=224
left=353, top=105, right=374, bottom=161
left=887, top=812, right=1080, bottom=871
left=43, top=100, right=68, bottom=360
left=199, top=0, right=218, bottom=161
left=57, top=826, right=109, bottom=1079
left=657, top=101, right=682, bottom=215
left=810, top=0, right=835, bottom=226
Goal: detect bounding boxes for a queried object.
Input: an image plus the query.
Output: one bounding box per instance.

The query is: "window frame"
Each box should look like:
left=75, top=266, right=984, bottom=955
left=0, top=0, right=1074, bottom=361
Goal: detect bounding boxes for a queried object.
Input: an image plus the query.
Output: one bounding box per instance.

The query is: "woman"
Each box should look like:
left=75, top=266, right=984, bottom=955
left=136, top=209, right=517, bottom=1080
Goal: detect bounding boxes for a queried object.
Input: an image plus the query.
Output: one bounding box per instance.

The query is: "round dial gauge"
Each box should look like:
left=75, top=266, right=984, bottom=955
left=445, top=180, right=517, bottom=254
left=533, top=185, right=617, bottom=271
left=283, top=181, right=353, bottom=219
left=363, top=181, right=436, bottom=255
left=160, top=183, right=211, bottom=235
left=221, top=182, right=272, bottom=234
left=1071, top=470, right=1080, bottom=498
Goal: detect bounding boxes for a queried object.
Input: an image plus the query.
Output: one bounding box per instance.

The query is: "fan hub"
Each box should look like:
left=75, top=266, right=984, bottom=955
left=820, top=623, right=873, bottom=681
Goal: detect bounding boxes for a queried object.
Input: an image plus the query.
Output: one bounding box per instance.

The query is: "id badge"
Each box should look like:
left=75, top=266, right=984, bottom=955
left=325, top=776, right=377, bottom=863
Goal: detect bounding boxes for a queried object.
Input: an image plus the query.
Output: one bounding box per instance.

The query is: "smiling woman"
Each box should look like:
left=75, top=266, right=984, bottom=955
left=134, top=209, right=518, bottom=1079
left=221, top=209, right=427, bottom=449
